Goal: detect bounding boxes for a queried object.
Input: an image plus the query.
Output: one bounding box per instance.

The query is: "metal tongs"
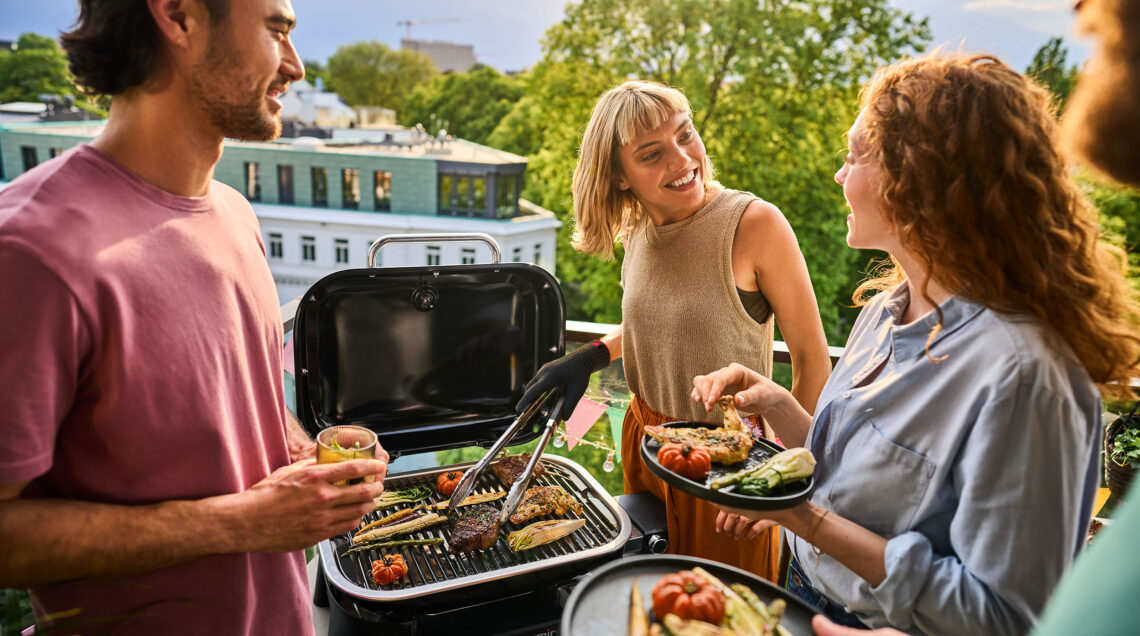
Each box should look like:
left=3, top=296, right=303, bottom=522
left=498, top=393, right=565, bottom=525
left=445, top=388, right=561, bottom=515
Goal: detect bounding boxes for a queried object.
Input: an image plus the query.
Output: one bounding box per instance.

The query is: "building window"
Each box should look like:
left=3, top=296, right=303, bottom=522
left=426, top=245, right=441, bottom=266
left=342, top=169, right=359, bottom=209
left=461, top=248, right=476, bottom=265
left=278, top=164, right=294, bottom=204
left=439, top=172, right=490, bottom=216
left=301, top=235, right=316, bottom=262
left=439, top=175, right=455, bottom=213
left=244, top=162, right=261, bottom=201
left=268, top=233, right=283, bottom=259
left=472, top=177, right=486, bottom=216
left=456, top=176, right=471, bottom=211
left=49, top=148, right=63, bottom=159
left=311, top=167, right=328, bottom=207
left=21, top=146, right=37, bottom=172
left=374, top=171, right=392, bottom=211
left=496, top=174, right=519, bottom=218
left=534, top=243, right=542, bottom=266
left=335, top=238, right=349, bottom=264
left=512, top=247, right=522, bottom=262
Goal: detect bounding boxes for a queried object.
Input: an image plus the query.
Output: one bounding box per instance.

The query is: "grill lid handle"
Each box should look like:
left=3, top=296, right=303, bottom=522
left=499, top=393, right=566, bottom=526
left=367, top=232, right=502, bottom=267
left=445, top=388, right=557, bottom=513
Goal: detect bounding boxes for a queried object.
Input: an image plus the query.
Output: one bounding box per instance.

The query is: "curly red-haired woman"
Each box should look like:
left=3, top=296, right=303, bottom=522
left=693, top=52, right=1140, bottom=634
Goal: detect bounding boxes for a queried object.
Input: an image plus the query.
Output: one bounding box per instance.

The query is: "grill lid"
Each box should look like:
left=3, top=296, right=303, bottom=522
left=292, top=234, right=566, bottom=458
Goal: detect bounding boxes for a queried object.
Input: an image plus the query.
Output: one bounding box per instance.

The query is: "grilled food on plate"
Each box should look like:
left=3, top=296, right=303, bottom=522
left=709, top=447, right=816, bottom=494
left=717, top=395, right=746, bottom=432
left=508, top=485, right=583, bottom=524
left=643, top=425, right=752, bottom=465
left=492, top=452, right=546, bottom=487
left=447, top=503, right=501, bottom=553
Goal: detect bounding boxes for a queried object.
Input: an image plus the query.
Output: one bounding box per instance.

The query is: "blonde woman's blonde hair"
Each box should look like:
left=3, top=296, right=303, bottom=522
left=571, top=80, right=715, bottom=259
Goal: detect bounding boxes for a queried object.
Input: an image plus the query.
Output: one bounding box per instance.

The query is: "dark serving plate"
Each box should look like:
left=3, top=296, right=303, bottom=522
left=640, top=421, right=814, bottom=510
left=561, top=554, right=816, bottom=636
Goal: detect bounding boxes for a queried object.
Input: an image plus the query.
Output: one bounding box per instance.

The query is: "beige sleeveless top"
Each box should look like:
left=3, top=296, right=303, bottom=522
left=621, top=188, right=775, bottom=422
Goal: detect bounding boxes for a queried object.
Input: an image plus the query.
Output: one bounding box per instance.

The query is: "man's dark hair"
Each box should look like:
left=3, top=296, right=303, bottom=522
left=61, top=0, right=230, bottom=96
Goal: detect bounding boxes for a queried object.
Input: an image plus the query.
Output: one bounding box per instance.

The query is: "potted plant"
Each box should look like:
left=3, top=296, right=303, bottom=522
left=1105, top=403, right=1140, bottom=500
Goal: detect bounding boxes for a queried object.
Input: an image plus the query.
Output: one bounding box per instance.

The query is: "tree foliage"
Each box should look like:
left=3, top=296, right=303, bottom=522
left=400, top=66, right=526, bottom=145
left=1026, top=36, right=1078, bottom=112
left=490, top=0, right=929, bottom=340
left=324, top=41, right=437, bottom=115
left=0, top=33, right=76, bottom=104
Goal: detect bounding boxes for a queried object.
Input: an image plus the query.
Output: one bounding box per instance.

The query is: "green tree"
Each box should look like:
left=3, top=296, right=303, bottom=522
left=0, top=33, right=76, bottom=104
left=303, top=59, right=326, bottom=86
left=1026, top=36, right=1078, bottom=112
left=400, top=65, right=526, bottom=145
left=324, top=41, right=437, bottom=115
left=491, top=0, right=929, bottom=341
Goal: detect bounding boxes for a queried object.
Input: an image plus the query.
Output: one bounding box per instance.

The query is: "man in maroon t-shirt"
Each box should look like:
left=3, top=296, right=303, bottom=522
left=0, top=1, right=388, bottom=633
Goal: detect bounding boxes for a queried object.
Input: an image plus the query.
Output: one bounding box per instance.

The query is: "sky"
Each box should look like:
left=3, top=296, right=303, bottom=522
left=0, top=0, right=1090, bottom=74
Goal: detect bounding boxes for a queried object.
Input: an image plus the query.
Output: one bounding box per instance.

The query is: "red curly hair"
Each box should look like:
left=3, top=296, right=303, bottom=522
left=853, top=53, right=1140, bottom=391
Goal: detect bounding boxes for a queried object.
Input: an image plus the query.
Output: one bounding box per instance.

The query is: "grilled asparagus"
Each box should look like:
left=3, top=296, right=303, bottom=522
left=352, top=512, right=446, bottom=544
left=426, top=490, right=506, bottom=510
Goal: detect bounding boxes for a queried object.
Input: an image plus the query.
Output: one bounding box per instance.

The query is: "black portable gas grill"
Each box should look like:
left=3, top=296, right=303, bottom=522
left=293, top=234, right=647, bottom=636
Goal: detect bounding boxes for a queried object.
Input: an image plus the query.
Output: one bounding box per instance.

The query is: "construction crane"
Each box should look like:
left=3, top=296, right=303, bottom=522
left=396, top=18, right=460, bottom=40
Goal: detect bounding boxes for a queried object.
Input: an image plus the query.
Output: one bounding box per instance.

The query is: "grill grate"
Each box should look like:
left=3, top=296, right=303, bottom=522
left=328, top=457, right=623, bottom=597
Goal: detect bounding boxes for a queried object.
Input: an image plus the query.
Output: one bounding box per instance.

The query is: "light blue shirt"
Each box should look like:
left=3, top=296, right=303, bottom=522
left=790, top=285, right=1101, bottom=635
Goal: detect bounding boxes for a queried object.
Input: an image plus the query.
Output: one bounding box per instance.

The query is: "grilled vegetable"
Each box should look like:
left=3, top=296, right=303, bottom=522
left=629, top=578, right=650, bottom=636
left=373, top=486, right=433, bottom=510
left=506, top=518, right=585, bottom=551
left=709, top=447, right=816, bottom=494
left=355, top=504, right=425, bottom=536
left=352, top=512, right=446, bottom=544
left=426, top=490, right=507, bottom=510
left=651, top=570, right=725, bottom=625
left=660, top=613, right=734, bottom=635
left=436, top=470, right=464, bottom=496
left=371, top=554, right=408, bottom=585
left=657, top=442, right=711, bottom=481
left=690, top=567, right=788, bottom=636
left=341, top=537, right=443, bottom=557
left=730, top=583, right=786, bottom=627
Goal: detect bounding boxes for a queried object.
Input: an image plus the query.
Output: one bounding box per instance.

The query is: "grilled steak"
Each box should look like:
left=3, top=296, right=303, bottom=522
left=447, top=503, right=501, bottom=553
left=509, top=486, right=583, bottom=524
left=491, top=453, right=545, bottom=487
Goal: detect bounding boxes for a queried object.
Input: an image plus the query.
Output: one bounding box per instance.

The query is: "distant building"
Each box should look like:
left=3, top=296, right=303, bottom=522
left=401, top=38, right=476, bottom=73
left=280, top=79, right=357, bottom=129
left=0, top=122, right=561, bottom=303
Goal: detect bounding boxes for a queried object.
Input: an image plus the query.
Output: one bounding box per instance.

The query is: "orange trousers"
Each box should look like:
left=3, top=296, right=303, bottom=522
left=621, top=395, right=781, bottom=582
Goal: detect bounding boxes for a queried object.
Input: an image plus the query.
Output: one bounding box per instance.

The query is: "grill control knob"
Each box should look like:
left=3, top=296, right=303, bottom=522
left=645, top=534, right=668, bottom=554
left=411, top=286, right=439, bottom=312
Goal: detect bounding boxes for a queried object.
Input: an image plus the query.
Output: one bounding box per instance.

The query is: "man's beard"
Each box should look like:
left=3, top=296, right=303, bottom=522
left=188, top=31, right=281, bottom=142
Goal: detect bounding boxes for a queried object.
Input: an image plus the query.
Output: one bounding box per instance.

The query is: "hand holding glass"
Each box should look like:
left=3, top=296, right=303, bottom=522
left=316, top=425, right=379, bottom=485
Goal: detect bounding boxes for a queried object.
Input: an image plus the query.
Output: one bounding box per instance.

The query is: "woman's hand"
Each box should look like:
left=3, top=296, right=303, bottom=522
left=812, top=615, right=906, bottom=636
left=691, top=362, right=789, bottom=414
left=716, top=509, right=778, bottom=540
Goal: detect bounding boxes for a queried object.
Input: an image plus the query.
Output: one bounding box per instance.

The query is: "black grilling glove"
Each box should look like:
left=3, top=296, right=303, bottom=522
left=516, top=340, right=611, bottom=421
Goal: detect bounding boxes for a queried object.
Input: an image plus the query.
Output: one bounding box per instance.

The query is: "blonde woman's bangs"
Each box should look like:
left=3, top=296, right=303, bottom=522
left=612, top=89, right=692, bottom=147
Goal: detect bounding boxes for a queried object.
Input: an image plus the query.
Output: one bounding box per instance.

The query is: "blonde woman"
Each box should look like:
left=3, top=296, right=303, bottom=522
left=516, top=80, right=832, bottom=579
left=695, top=52, right=1140, bottom=633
